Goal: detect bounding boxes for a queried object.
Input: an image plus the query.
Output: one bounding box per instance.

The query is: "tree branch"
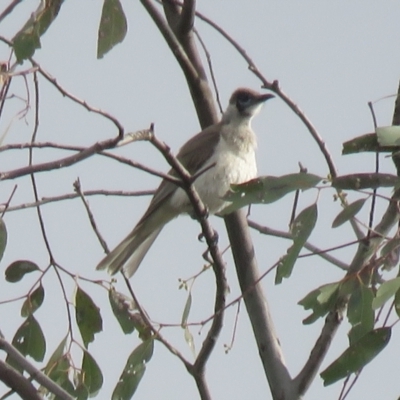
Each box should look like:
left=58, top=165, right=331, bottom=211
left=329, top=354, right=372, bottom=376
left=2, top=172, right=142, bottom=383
left=140, top=0, right=218, bottom=128
left=225, top=210, right=296, bottom=399
left=0, top=138, right=119, bottom=180
left=0, top=338, right=73, bottom=400
left=0, top=0, right=24, bottom=24
left=0, top=359, right=42, bottom=400
left=248, top=219, right=349, bottom=270
left=148, top=129, right=228, bottom=356
left=294, top=301, right=345, bottom=395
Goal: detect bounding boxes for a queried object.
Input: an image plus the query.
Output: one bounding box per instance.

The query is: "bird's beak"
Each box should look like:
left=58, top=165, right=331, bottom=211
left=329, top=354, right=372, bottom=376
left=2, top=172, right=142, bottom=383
left=257, top=93, right=275, bottom=103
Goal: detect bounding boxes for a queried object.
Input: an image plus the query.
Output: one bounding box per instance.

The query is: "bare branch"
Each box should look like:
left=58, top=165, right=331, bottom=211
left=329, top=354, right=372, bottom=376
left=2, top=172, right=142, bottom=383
left=0, top=359, right=42, bottom=400
left=294, top=303, right=345, bottom=395
left=141, top=0, right=218, bottom=128
left=179, top=0, right=196, bottom=36
left=0, top=338, right=73, bottom=400
left=34, top=64, right=124, bottom=137
left=3, top=189, right=154, bottom=213
left=0, top=140, right=182, bottom=185
left=225, top=211, right=295, bottom=399
left=0, top=138, right=119, bottom=181
left=248, top=219, right=349, bottom=270
left=0, top=0, right=23, bottom=24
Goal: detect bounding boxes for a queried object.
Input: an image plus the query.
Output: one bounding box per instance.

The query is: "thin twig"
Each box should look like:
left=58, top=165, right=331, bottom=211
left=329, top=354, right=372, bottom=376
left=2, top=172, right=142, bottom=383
left=2, top=189, right=154, bottom=213
left=34, top=64, right=124, bottom=137
left=74, top=178, right=109, bottom=253
left=248, top=219, right=349, bottom=270
left=0, top=140, right=183, bottom=185
left=0, top=0, right=24, bottom=23
left=367, top=101, right=379, bottom=237
left=123, top=277, right=192, bottom=369
left=194, top=30, right=223, bottom=114
left=0, top=185, right=17, bottom=217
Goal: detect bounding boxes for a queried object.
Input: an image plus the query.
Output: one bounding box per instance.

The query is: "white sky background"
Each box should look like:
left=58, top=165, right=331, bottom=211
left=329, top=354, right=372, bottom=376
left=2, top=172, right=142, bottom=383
left=1, top=1, right=400, bottom=399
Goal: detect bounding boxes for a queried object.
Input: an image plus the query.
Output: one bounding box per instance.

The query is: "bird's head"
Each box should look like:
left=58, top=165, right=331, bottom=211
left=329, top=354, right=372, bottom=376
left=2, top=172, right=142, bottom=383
left=222, top=88, right=274, bottom=124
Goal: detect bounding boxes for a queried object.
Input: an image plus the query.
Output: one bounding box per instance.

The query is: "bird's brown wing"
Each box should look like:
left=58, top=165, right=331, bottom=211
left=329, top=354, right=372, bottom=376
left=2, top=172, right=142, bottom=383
left=137, top=123, right=221, bottom=224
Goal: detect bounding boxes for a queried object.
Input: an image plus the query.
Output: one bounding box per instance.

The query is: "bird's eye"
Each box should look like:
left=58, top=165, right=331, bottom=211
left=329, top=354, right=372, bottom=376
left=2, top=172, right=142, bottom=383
left=237, top=93, right=251, bottom=106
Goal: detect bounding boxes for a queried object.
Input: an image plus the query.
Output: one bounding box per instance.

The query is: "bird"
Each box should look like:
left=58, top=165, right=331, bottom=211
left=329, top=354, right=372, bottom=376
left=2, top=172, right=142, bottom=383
left=96, top=88, right=274, bottom=278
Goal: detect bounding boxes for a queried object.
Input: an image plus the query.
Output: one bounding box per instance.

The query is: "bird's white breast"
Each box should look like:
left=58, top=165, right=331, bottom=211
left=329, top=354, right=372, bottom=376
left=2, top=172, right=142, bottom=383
left=170, top=124, right=257, bottom=214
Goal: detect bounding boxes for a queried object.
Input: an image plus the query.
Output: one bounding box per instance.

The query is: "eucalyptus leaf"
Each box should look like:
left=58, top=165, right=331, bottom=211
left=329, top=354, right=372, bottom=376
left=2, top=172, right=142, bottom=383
left=44, top=335, right=68, bottom=376
left=347, top=282, right=374, bottom=344
left=5, top=260, right=40, bottom=282
left=97, top=0, right=127, bottom=59
left=12, top=0, right=64, bottom=62
left=321, top=328, right=391, bottom=386
left=380, top=237, right=400, bottom=270
left=342, top=133, right=380, bottom=154
left=112, top=339, right=154, bottom=400
left=78, top=350, right=104, bottom=396
left=7, top=316, right=46, bottom=371
left=21, top=283, right=45, bottom=317
left=181, top=292, right=192, bottom=327
left=332, top=198, right=367, bottom=228
left=223, top=173, right=322, bottom=213
left=184, top=326, right=195, bottom=356
left=0, top=217, right=7, bottom=262
left=331, top=173, right=400, bottom=190
left=75, top=287, right=103, bottom=348
left=298, top=282, right=340, bottom=324
left=372, top=277, right=400, bottom=310
left=109, top=288, right=136, bottom=334
left=376, top=126, right=400, bottom=146
left=275, top=204, right=317, bottom=283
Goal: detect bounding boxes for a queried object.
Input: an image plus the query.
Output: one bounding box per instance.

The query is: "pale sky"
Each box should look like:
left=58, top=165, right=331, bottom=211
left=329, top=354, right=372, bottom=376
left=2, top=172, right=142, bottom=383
left=1, top=1, right=400, bottom=399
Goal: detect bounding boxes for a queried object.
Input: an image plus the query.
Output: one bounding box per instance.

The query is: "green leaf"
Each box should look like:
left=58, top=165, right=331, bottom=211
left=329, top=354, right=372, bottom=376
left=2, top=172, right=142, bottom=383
left=347, top=282, right=374, bottom=344
left=331, top=173, right=400, bottom=190
left=12, top=0, right=65, bottom=63
left=75, top=287, right=103, bottom=348
left=0, top=217, right=7, bottom=262
left=332, top=198, right=367, bottom=228
left=298, top=282, right=340, bottom=324
left=394, top=288, right=400, bottom=318
left=317, top=282, right=341, bottom=304
left=184, top=326, right=195, bottom=356
left=342, top=133, right=381, bottom=154
left=21, top=283, right=45, bottom=317
left=223, top=173, right=322, bottom=213
left=44, top=335, right=68, bottom=376
left=372, top=277, right=400, bottom=310
left=5, top=260, right=40, bottom=282
left=376, top=126, right=400, bottom=146
left=275, top=204, right=318, bottom=283
left=97, top=0, right=127, bottom=59
left=41, top=335, right=71, bottom=396
left=7, top=316, right=46, bottom=371
left=181, top=292, right=192, bottom=326
left=321, top=327, right=391, bottom=386
left=109, top=288, right=136, bottom=334
left=380, top=237, right=400, bottom=270
left=77, top=351, right=103, bottom=397
left=112, top=339, right=154, bottom=400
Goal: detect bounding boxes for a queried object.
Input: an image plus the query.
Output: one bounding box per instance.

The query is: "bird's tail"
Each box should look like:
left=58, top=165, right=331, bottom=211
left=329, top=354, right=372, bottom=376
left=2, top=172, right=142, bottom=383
left=96, top=208, right=175, bottom=278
